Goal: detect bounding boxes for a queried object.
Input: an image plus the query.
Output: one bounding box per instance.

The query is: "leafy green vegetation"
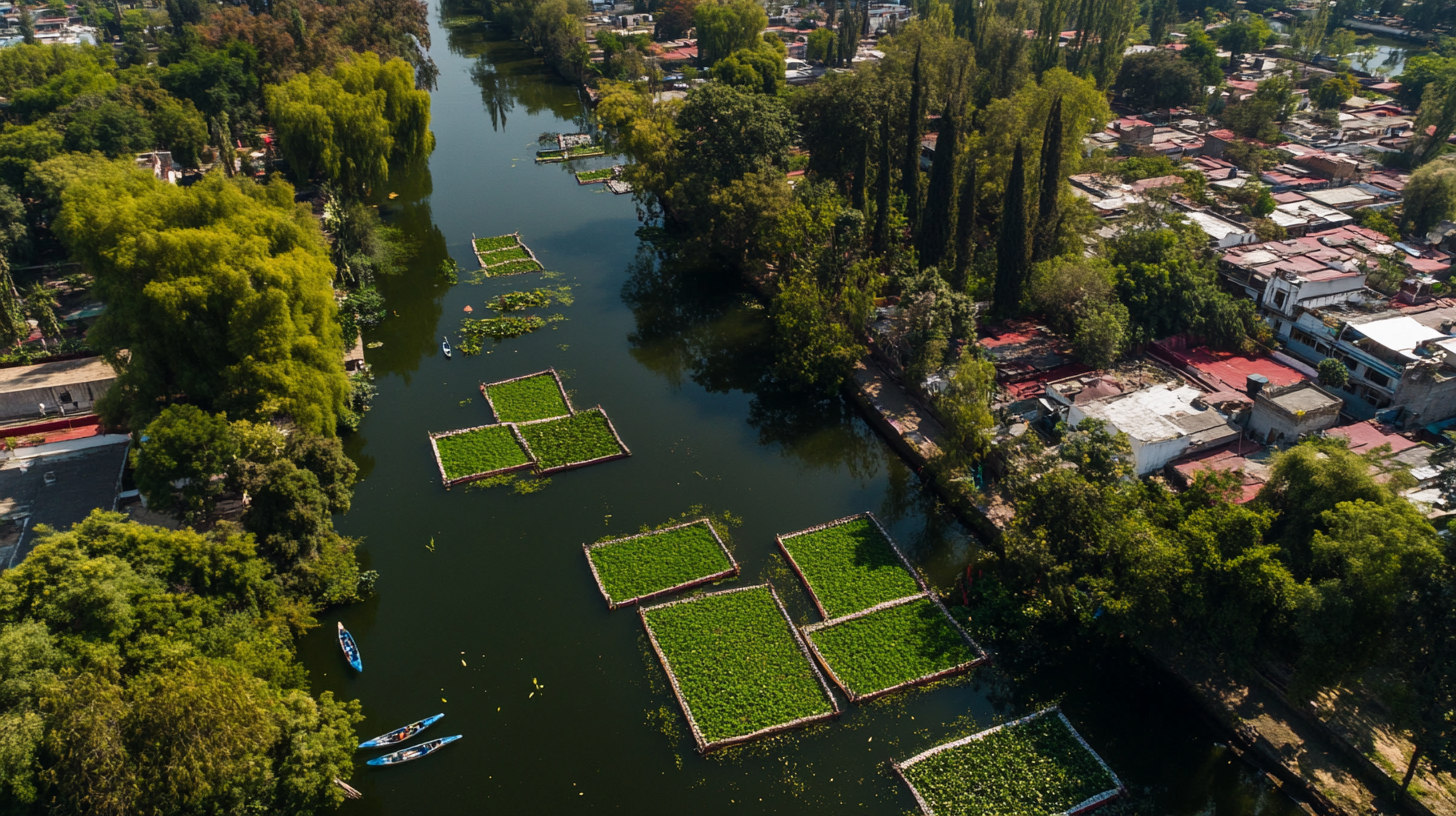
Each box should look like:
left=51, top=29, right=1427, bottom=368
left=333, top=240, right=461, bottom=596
left=458, top=316, right=549, bottom=354
left=642, top=586, right=835, bottom=746
left=0, top=512, right=363, bottom=815
left=588, top=520, right=734, bottom=606
left=536, top=150, right=566, bottom=161
left=576, top=168, right=615, bottom=182
left=898, top=711, right=1117, bottom=815
left=808, top=597, right=979, bottom=699
left=474, top=234, right=520, bottom=252
left=780, top=516, right=922, bottom=618
left=481, top=246, right=531, bottom=264
left=484, top=372, right=571, bottom=422
left=568, top=144, right=605, bottom=157
left=434, top=425, right=531, bottom=481
left=481, top=259, right=544, bottom=277
left=486, top=286, right=573, bottom=312
left=517, top=408, right=627, bottom=470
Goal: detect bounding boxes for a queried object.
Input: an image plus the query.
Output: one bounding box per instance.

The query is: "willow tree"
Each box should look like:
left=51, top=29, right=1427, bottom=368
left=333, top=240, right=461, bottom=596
left=56, top=163, right=349, bottom=435
left=23, top=282, right=63, bottom=342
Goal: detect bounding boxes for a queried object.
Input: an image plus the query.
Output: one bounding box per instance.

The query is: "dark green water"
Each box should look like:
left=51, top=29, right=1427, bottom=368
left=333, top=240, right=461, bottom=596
left=303, top=13, right=1309, bottom=814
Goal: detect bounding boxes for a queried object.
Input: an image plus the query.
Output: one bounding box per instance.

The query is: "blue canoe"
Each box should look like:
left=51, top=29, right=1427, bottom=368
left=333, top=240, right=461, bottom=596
left=337, top=622, right=363, bottom=672
left=358, top=714, right=445, bottom=750
left=366, top=735, right=462, bottom=766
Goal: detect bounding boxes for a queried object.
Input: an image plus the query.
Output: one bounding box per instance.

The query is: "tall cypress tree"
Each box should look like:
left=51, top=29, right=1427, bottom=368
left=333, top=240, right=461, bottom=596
left=873, top=117, right=892, bottom=254
left=918, top=98, right=961, bottom=271
left=1034, top=94, right=1064, bottom=262
left=994, top=142, right=1028, bottom=316
left=903, top=45, right=924, bottom=231
left=954, top=155, right=977, bottom=290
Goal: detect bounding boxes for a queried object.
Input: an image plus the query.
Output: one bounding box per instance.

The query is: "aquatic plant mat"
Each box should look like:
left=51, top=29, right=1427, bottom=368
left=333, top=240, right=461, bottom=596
left=777, top=513, right=926, bottom=619
left=891, top=707, right=1124, bottom=816
left=471, top=232, right=544, bottom=276
left=575, top=167, right=618, bottom=184
left=803, top=594, right=985, bottom=702
left=639, top=584, right=839, bottom=753
left=480, top=370, right=572, bottom=423
left=516, top=407, right=630, bottom=473
left=585, top=519, right=738, bottom=609
left=428, top=423, right=533, bottom=485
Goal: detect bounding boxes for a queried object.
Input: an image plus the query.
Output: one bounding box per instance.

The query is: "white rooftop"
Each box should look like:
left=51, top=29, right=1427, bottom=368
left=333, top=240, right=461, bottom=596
left=1351, top=315, right=1447, bottom=356
left=1080, top=384, right=1213, bottom=445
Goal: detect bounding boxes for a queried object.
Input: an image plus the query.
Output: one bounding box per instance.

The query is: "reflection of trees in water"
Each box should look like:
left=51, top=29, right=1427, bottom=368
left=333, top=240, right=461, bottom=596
left=621, top=241, right=882, bottom=481
left=364, top=158, right=451, bottom=385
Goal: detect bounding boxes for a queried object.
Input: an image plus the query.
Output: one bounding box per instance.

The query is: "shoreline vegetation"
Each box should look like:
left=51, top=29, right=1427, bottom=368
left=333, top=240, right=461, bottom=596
left=0, top=0, right=437, bottom=807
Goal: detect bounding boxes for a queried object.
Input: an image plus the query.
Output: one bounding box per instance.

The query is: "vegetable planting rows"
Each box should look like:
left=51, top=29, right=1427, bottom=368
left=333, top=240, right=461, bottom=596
left=481, top=259, right=543, bottom=277
left=805, top=596, right=983, bottom=701
left=893, top=708, right=1123, bottom=816
left=429, top=424, right=533, bottom=485
left=778, top=513, right=925, bottom=619
left=586, top=519, right=737, bottom=609
left=575, top=167, right=615, bottom=183
left=480, top=246, right=530, bottom=264
left=481, top=371, right=572, bottom=422
left=640, top=585, right=839, bottom=752
left=470, top=232, right=543, bottom=276
left=516, top=407, right=629, bottom=471
left=473, top=234, right=519, bottom=253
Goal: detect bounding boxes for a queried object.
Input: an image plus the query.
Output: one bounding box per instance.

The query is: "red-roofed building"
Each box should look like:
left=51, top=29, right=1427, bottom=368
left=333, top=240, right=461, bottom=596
left=1326, top=419, right=1418, bottom=454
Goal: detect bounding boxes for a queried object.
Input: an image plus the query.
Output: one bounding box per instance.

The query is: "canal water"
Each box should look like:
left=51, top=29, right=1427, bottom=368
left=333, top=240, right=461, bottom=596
left=303, top=10, right=1310, bottom=814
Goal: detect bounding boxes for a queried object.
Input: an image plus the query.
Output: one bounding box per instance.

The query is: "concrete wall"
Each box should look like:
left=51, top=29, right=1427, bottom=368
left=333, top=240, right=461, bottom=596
left=1248, top=395, right=1341, bottom=443
left=1393, top=362, right=1456, bottom=425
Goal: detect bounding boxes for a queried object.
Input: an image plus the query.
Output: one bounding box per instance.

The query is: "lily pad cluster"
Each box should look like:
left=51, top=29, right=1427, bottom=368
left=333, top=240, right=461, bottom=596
left=896, top=709, right=1122, bottom=816
left=587, top=519, right=737, bottom=609
left=640, top=585, right=837, bottom=749
left=778, top=514, right=923, bottom=618
left=806, top=597, right=981, bottom=700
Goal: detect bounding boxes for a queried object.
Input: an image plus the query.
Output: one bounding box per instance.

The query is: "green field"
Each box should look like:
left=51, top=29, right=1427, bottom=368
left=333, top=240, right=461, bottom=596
left=473, top=234, right=519, bottom=252
left=434, top=425, right=531, bottom=481
left=899, top=712, right=1118, bottom=815
left=576, top=168, right=614, bottom=182
left=808, top=597, right=979, bottom=699
left=485, top=373, right=570, bottom=422
left=589, top=521, right=732, bottom=605
left=643, top=586, right=835, bottom=745
left=517, top=408, right=625, bottom=469
left=780, top=516, right=922, bottom=618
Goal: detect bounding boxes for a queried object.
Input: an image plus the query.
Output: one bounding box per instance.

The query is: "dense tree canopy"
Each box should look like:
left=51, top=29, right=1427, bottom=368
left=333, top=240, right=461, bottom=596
left=56, top=164, right=349, bottom=436
left=0, top=512, right=361, bottom=815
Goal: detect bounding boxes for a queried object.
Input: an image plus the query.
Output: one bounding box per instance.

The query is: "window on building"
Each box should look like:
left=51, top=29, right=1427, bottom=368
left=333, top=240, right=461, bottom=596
left=1364, top=370, right=1390, bottom=389
left=1272, top=290, right=1288, bottom=309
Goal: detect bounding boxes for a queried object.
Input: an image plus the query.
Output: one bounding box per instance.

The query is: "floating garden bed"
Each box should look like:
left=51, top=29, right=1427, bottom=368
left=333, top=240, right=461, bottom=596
left=516, top=407, right=630, bottom=473
left=777, top=513, right=925, bottom=619
left=575, top=167, right=617, bottom=184
left=479, top=246, right=530, bottom=263
left=585, top=519, right=738, bottom=610
left=639, top=584, right=839, bottom=753
left=803, top=595, right=985, bottom=702
left=480, top=370, right=573, bottom=423
left=428, top=423, right=534, bottom=486
left=535, top=149, right=567, bottom=162
left=479, top=259, right=544, bottom=277
left=473, top=234, right=520, bottom=253
left=891, top=707, right=1124, bottom=816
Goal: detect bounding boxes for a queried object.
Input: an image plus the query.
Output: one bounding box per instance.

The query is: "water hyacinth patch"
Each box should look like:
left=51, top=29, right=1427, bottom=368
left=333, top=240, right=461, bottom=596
left=457, top=317, right=549, bottom=354
left=431, top=424, right=532, bottom=483
left=473, top=234, right=519, bottom=253
left=778, top=514, right=924, bottom=619
left=482, top=372, right=571, bottom=423
left=486, top=286, right=572, bottom=312
left=805, top=596, right=983, bottom=701
left=640, top=585, right=838, bottom=751
left=516, top=408, right=627, bottom=471
left=586, top=519, right=737, bottom=609
left=894, top=708, right=1123, bottom=816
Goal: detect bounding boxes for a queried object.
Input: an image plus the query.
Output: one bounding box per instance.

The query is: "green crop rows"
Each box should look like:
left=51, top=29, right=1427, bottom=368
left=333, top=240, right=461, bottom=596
left=808, top=598, right=978, bottom=698
left=482, top=246, right=531, bottom=264
left=474, top=234, right=519, bottom=252
left=590, top=522, right=732, bottom=605
left=486, top=373, right=570, bottom=422
left=901, top=713, right=1117, bottom=815
left=643, top=586, right=834, bottom=745
left=518, top=408, right=623, bottom=469
left=781, top=517, right=922, bottom=618
left=434, top=425, right=530, bottom=480
left=482, top=260, right=543, bottom=277
left=576, top=168, right=614, bottom=182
